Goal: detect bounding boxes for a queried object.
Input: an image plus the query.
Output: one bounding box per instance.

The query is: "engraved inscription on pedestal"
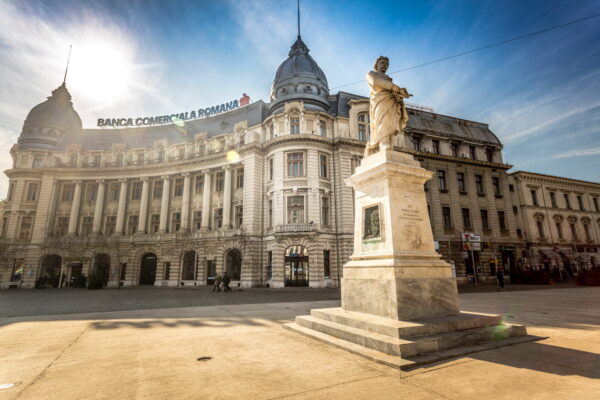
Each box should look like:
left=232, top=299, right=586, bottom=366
left=363, top=205, right=381, bottom=240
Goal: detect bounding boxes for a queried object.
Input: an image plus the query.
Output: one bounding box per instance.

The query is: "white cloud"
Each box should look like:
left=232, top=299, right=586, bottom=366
left=553, top=146, right=600, bottom=159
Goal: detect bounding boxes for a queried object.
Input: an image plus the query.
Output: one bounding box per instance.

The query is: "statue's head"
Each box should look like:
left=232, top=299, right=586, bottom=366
left=374, top=56, right=389, bottom=73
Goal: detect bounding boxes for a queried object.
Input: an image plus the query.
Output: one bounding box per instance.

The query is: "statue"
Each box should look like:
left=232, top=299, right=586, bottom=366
left=364, top=56, right=412, bottom=156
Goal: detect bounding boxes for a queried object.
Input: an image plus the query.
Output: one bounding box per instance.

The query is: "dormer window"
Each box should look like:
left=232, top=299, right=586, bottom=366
left=358, top=112, right=370, bottom=142
left=290, top=113, right=300, bottom=135
left=157, top=149, right=164, bottom=163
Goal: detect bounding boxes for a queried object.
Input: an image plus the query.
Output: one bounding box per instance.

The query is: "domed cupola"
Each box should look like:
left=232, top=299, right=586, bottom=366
left=18, top=83, right=82, bottom=150
left=269, top=36, right=330, bottom=115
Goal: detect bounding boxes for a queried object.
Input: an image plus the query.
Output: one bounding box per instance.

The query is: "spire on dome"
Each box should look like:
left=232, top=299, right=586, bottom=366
left=63, top=45, right=72, bottom=85
left=288, top=36, right=310, bottom=57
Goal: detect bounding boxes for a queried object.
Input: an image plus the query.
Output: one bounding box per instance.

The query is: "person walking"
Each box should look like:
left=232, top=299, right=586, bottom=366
left=496, top=266, right=505, bottom=290
left=213, top=273, right=222, bottom=292
left=222, top=272, right=231, bottom=292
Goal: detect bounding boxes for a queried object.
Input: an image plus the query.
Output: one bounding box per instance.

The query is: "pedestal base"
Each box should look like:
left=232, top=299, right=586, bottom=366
left=284, top=307, right=542, bottom=370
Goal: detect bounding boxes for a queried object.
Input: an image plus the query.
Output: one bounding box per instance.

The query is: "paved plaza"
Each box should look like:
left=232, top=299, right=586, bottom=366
left=0, top=286, right=598, bottom=399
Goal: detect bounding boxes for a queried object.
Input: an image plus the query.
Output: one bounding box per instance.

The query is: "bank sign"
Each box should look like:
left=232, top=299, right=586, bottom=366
left=96, top=96, right=248, bottom=128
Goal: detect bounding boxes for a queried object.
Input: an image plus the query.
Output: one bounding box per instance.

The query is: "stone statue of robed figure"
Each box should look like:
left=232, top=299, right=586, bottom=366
left=365, top=56, right=412, bottom=156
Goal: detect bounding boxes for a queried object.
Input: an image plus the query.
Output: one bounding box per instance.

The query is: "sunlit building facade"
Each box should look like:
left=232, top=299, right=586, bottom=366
left=0, top=35, right=524, bottom=289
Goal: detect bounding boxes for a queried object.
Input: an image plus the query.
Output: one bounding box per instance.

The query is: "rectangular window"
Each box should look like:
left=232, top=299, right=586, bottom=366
left=268, top=199, right=273, bottom=228
left=174, top=178, right=184, bottom=197
left=1, top=215, right=9, bottom=237
left=268, top=158, right=274, bottom=181
left=61, top=184, right=75, bottom=202
left=319, top=121, right=327, bottom=137
left=451, top=142, right=460, bottom=157
left=194, top=176, right=204, bottom=194
left=150, top=214, right=160, bottom=233
left=475, top=175, right=484, bottom=194
left=290, top=116, right=300, bottom=135
left=351, top=157, right=361, bottom=174
left=239, top=134, right=245, bottom=146
left=32, top=156, right=43, bottom=168
left=215, top=172, right=224, bottom=192
left=437, top=170, right=447, bottom=191
left=323, top=250, right=331, bottom=278
left=556, top=222, right=563, bottom=239
left=7, top=183, right=15, bottom=201
left=235, top=205, right=243, bottom=228
left=127, top=215, right=138, bottom=235
left=442, top=206, right=452, bottom=228
left=115, top=153, right=123, bottom=166
left=104, top=216, right=116, bottom=236
left=492, top=177, right=501, bottom=195
left=92, top=154, right=101, bottom=167
left=156, top=150, right=164, bottom=163
left=594, top=198, right=599, bottom=212
left=577, top=195, right=584, bottom=210
left=178, top=147, right=185, bottom=160
left=287, top=196, right=304, bottom=224
left=213, top=208, right=223, bottom=228
left=172, top=212, right=181, bottom=232
left=26, top=182, right=40, bottom=202
left=536, top=221, right=545, bottom=238
left=469, top=146, right=477, bottom=160
left=267, top=251, right=273, bottom=279
left=109, top=184, right=120, bottom=201
left=513, top=206, right=518, bottom=215
left=153, top=181, right=163, bottom=199
left=584, top=224, right=591, bottom=241
left=236, top=168, right=244, bottom=188
left=486, top=148, right=494, bottom=162
left=570, top=223, right=578, bottom=240
left=164, top=262, right=171, bottom=280
left=120, top=263, right=127, bottom=281
left=412, top=136, right=422, bottom=151
left=56, top=217, right=69, bottom=237
left=322, top=197, right=330, bottom=226
left=550, top=192, right=557, bottom=208
left=131, top=181, right=142, bottom=200
left=530, top=190, right=539, bottom=206
left=287, top=152, right=304, bottom=177
left=86, top=184, right=98, bottom=202
left=18, top=216, right=33, bottom=239
left=432, top=140, right=440, bottom=154
left=481, top=209, right=489, bottom=230
left=137, top=152, right=145, bottom=163
left=509, top=184, right=514, bottom=192
left=319, top=154, right=328, bottom=179
left=81, top=216, right=93, bottom=236
left=358, top=113, right=370, bottom=142
left=498, top=211, right=507, bottom=230
left=457, top=172, right=466, bottom=192
left=564, top=193, right=571, bottom=209
left=461, top=208, right=471, bottom=229
left=193, top=211, right=202, bottom=231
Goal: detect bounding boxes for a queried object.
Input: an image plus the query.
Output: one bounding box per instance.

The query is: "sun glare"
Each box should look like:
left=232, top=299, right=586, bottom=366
left=68, top=40, right=134, bottom=104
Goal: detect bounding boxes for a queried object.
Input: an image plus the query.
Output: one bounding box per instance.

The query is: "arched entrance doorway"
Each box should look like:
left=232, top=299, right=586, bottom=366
left=140, top=253, right=157, bottom=285
left=285, top=246, right=309, bottom=287
left=225, top=249, right=242, bottom=280
left=182, top=251, right=197, bottom=281
left=39, top=255, right=62, bottom=288
left=93, top=253, right=111, bottom=287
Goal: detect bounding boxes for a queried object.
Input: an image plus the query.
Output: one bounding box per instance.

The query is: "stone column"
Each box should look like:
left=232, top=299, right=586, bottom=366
left=137, top=177, right=150, bottom=233
left=181, top=173, right=191, bottom=232
left=67, top=180, right=82, bottom=235
left=114, top=179, right=128, bottom=235
left=222, top=166, right=233, bottom=228
left=201, top=170, right=212, bottom=231
left=91, top=180, right=106, bottom=235
left=159, top=175, right=171, bottom=233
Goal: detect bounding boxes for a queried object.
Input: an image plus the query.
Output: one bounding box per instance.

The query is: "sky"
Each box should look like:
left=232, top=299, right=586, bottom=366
left=0, top=0, right=599, bottom=198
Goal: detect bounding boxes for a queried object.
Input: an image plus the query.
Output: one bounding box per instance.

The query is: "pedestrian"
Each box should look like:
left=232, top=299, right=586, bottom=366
left=496, top=266, right=505, bottom=290
left=222, top=272, right=231, bottom=292
left=213, top=273, right=222, bottom=292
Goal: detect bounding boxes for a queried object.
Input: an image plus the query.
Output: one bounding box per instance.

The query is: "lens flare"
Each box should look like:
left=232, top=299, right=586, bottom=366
left=227, top=150, right=240, bottom=162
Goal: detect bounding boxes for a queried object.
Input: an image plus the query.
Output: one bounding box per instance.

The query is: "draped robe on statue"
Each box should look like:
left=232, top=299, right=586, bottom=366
left=366, top=71, right=410, bottom=150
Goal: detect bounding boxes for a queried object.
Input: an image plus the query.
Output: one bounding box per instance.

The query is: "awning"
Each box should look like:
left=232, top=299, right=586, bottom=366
left=538, top=249, right=557, bottom=259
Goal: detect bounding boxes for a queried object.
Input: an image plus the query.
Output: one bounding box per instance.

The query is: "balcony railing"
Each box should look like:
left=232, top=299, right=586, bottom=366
left=275, top=224, right=315, bottom=233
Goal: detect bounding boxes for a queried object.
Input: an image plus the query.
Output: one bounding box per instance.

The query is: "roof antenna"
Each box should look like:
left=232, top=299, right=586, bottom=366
left=297, top=0, right=301, bottom=38
left=63, top=44, right=72, bottom=85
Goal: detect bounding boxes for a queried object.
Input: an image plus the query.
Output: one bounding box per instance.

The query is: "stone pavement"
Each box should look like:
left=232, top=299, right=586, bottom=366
left=0, top=287, right=598, bottom=399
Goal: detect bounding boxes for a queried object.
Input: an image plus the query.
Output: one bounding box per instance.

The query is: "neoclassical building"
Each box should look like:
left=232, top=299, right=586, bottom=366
left=509, top=171, right=600, bottom=272
left=0, top=34, right=524, bottom=289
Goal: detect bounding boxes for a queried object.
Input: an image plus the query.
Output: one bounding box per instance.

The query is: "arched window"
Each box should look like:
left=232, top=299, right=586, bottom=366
left=225, top=249, right=242, bottom=280
left=358, top=112, right=370, bottom=142
left=290, top=113, right=300, bottom=135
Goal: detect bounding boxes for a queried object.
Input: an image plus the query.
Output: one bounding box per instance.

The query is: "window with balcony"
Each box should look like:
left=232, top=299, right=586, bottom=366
left=150, top=214, right=160, bottom=233
left=104, top=216, right=116, bottom=236
left=290, top=113, right=300, bottom=135
left=55, top=217, right=69, bottom=237
left=62, top=184, right=75, bottom=202
left=153, top=181, right=163, bottom=199
left=18, top=216, right=33, bottom=239
left=127, top=215, right=138, bottom=235
left=475, top=175, right=484, bottom=194
left=358, top=113, right=370, bottom=142
left=319, top=154, right=329, bottom=179
left=193, top=211, right=202, bottom=231
left=235, top=205, right=243, bottom=228
left=498, top=211, right=507, bottom=230
left=442, top=206, right=452, bottom=228
left=457, top=172, right=466, bottom=192
left=287, top=152, right=304, bottom=177
left=236, top=168, right=244, bottom=188
left=131, top=181, right=142, bottom=200
left=287, top=196, right=305, bottom=224
left=172, top=212, right=181, bottom=232
left=81, top=217, right=93, bottom=236
left=215, top=172, right=224, bottom=192
left=437, top=170, right=447, bottom=191
left=213, top=208, right=223, bottom=228
left=462, top=208, right=471, bottom=229
left=322, top=197, right=330, bottom=226
left=481, top=209, right=490, bottom=230
left=26, top=182, right=39, bottom=202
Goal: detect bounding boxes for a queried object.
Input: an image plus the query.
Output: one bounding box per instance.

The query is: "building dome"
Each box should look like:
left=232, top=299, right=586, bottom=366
left=18, top=83, right=82, bottom=149
left=269, top=36, right=330, bottom=115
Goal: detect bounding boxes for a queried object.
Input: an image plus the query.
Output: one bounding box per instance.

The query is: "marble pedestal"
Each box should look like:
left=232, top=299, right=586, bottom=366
left=285, top=150, right=538, bottom=369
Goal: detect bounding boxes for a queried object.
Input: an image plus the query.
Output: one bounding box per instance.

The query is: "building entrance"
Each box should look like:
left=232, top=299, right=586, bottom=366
left=39, top=255, right=62, bottom=288
left=140, top=253, right=157, bottom=285
left=285, top=246, right=309, bottom=287
left=93, top=253, right=111, bottom=287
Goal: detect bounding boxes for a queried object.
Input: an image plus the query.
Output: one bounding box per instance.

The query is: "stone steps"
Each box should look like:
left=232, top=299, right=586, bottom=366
left=284, top=307, right=541, bottom=370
